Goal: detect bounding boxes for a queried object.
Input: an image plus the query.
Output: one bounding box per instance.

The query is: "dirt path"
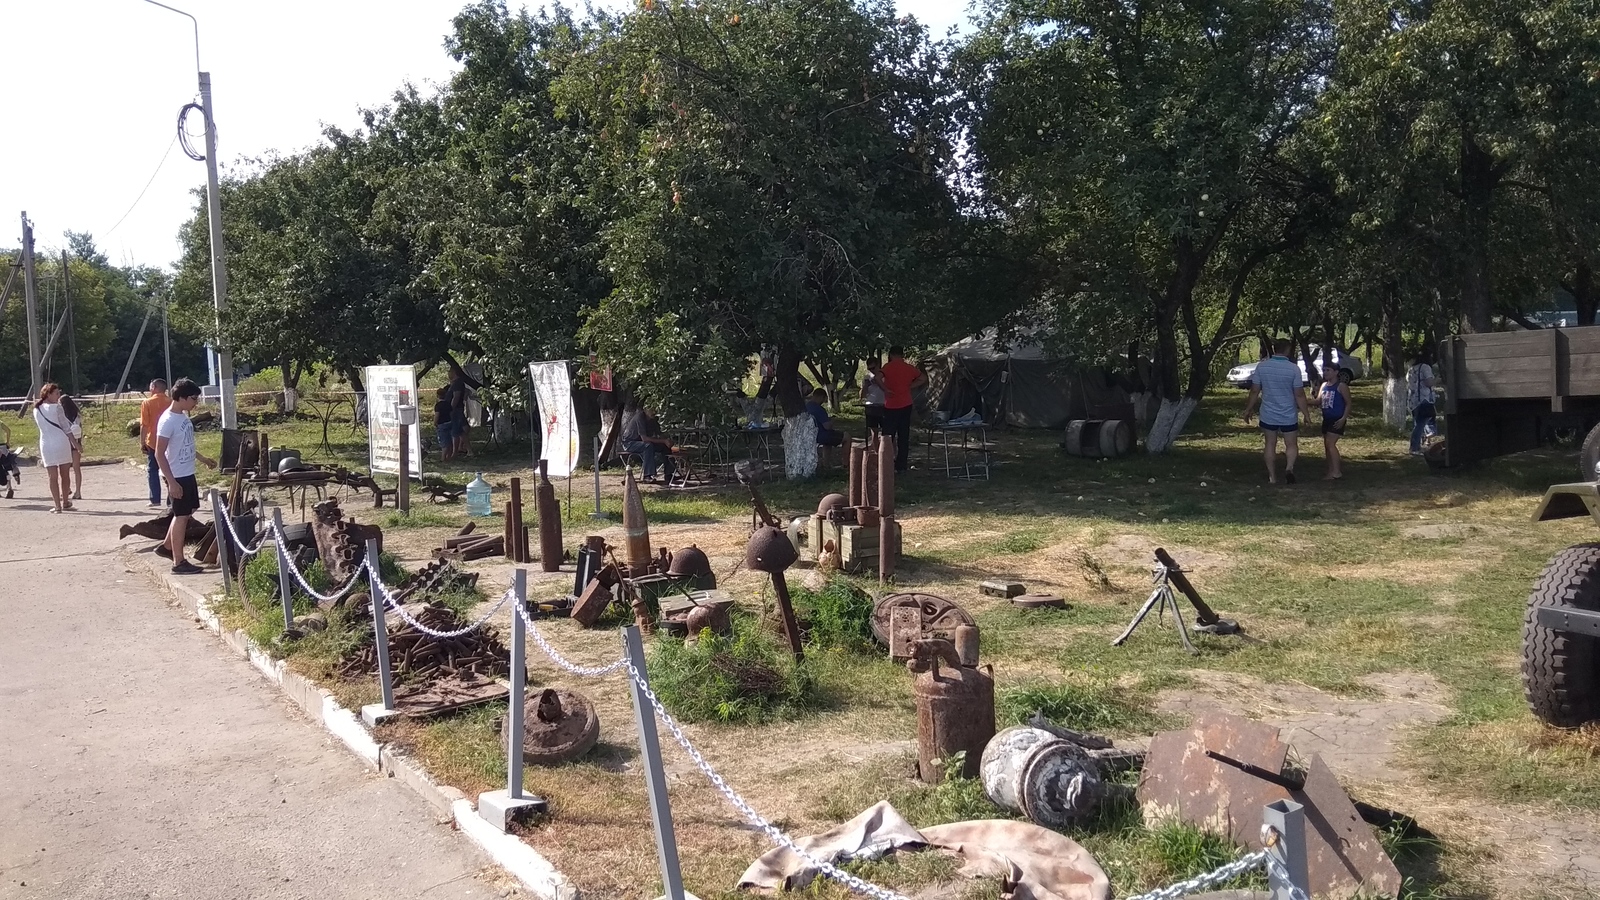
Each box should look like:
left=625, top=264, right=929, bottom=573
left=0, top=462, right=513, bottom=899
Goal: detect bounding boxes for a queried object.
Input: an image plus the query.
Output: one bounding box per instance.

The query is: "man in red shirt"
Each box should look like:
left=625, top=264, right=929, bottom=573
left=878, top=346, right=925, bottom=472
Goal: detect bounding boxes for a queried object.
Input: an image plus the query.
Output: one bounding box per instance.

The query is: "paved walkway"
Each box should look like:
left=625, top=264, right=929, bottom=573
left=0, top=462, right=504, bottom=899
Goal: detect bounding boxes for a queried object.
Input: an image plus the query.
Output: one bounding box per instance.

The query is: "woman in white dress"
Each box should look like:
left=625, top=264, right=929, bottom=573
left=32, top=383, right=77, bottom=512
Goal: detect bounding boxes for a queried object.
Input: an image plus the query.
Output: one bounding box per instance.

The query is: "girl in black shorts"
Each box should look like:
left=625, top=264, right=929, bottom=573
left=1319, top=367, right=1352, bottom=480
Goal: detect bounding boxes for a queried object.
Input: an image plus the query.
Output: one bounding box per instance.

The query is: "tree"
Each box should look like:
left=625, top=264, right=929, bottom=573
left=557, top=0, right=989, bottom=440
left=961, top=0, right=1338, bottom=451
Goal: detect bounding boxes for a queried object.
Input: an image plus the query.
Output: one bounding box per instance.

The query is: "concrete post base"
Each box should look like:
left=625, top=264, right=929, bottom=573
left=477, top=789, right=548, bottom=832
left=361, top=703, right=399, bottom=727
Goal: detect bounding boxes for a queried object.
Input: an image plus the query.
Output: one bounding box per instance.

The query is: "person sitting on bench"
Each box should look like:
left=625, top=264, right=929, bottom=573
left=622, top=406, right=676, bottom=484
left=806, top=389, right=845, bottom=447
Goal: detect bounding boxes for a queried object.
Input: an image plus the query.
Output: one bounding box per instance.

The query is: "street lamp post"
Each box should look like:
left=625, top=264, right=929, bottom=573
left=144, top=0, right=236, bottom=430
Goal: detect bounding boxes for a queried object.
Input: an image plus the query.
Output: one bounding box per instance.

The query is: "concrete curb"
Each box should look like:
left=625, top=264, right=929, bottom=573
left=153, top=567, right=578, bottom=900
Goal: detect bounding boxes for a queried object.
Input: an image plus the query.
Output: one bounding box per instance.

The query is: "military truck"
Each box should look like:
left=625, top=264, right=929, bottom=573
left=1525, top=484, right=1600, bottom=726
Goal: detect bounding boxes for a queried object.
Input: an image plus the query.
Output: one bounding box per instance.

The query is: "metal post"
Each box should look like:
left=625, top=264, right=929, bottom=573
left=361, top=537, right=397, bottom=724
left=507, top=568, right=527, bottom=799
left=1263, top=800, right=1309, bottom=900
left=591, top=434, right=606, bottom=519
left=477, top=568, right=547, bottom=830
left=271, top=506, right=293, bottom=633
left=117, top=304, right=155, bottom=396
left=161, top=298, right=172, bottom=387
left=397, top=423, right=410, bottom=514
left=623, top=624, right=687, bottom=900
left=210, top=489, right=233, bottom=598
left=198, top=70, right=236, bottom=430
left=20, top=213, right=42, bottom=398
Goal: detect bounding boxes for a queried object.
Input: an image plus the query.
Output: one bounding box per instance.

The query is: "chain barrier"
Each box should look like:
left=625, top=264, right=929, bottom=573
left=267, top=520, right=371, bottom=604
left=218, top=508, right=270, bottom=559
left=513, top=599, right=629, bottom=677
left=372, top=580, right=515, bottom=639
left=1123, top=850, right=1266, bottom=900
left=623, top=661, right=910, bottom=900
left=1262, top=841, right=1312, bottom=900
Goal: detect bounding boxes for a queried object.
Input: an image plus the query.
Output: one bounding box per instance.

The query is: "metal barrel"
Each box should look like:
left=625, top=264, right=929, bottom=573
left=979, top=726, right=1105, bottom=828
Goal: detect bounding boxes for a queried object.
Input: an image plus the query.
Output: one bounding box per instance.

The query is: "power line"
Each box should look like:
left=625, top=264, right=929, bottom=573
left=103, top=133, right=180, bottom=239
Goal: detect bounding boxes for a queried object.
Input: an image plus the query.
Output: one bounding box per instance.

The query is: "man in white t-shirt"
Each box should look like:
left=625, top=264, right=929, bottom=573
left=155, top=378, right=217, bottom=574
left=1242, top=338, right=1311, bottom=484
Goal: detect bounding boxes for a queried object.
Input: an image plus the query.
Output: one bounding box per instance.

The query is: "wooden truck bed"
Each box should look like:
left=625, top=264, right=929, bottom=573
left=1440, top=326, right=1600, bottom=466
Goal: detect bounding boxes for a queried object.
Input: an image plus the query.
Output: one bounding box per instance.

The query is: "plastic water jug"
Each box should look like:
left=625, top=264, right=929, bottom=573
left=466, top=473, right=493, bottom=518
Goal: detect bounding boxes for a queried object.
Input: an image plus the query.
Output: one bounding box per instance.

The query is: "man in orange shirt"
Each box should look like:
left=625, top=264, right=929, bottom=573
left=878, top=346, right=926, bottom=472
left=139, top=379, right=171, bottom=507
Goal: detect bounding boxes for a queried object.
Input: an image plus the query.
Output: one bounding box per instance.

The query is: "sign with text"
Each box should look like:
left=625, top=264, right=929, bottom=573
left=529, top=360, right=579, bottom=477
left=366, top=365, right=423, bottom=479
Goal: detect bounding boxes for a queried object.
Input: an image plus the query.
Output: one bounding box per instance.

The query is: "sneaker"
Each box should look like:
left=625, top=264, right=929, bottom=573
left=155, top=544, right=173, bottom=560
left=171, top=561, right=203, bottom=575
left=1409, top=449, right=1423, bottom=457
left=1285, top=470, right=1297, bottom=484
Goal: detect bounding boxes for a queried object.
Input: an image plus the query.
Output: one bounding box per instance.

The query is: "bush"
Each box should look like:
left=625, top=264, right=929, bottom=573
left=647, top=615, right=817, bottom=724
left=793, top=576, right=876, bottom=652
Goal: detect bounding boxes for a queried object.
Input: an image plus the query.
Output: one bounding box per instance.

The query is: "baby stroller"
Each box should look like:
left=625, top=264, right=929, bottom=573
left=0, top=443, right=19, bottom=499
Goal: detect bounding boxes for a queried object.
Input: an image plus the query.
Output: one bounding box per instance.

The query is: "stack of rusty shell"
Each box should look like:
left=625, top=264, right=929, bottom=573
left=388, top=558, right=480, bottom=604
left=537, top=461, right=562, bottom=572
left=338, top=601, right=509, bottom=682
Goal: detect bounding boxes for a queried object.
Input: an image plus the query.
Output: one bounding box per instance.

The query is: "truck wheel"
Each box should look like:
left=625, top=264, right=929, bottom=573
left=1580, top=422, right=1600, bottom=481
left=1523, top=543, right=1600, bottom=727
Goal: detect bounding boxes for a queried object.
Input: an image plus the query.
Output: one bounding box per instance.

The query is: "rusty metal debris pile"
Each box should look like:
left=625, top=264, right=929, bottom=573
left=338, top=600, right=511, bottom=682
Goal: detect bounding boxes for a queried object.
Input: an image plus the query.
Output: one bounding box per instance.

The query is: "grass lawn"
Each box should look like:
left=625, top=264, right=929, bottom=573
left=152, top=383, right=1600, bottom=900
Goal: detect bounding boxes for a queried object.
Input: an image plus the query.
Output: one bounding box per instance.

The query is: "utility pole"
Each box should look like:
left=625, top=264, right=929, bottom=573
left=63, top=250, right=79, bottom=394
left=199, top=71, right=236, bottom=428
left=143, top=1, right=234, bottom=428
left=161, top=296, right=172, bottom=387
left=20, top=212, right=41, bottom=399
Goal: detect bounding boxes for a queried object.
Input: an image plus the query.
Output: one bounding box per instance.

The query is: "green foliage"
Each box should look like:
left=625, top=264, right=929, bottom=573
left=793, top=576, right=876, bottom=652
left=998, top=679, right=1173, bottom=736
left=646, top=615, right=817, bottom=724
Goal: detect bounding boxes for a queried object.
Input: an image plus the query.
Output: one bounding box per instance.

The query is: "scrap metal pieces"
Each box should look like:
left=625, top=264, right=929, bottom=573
left=311, top=499, right=382, bottom=584
left=501, top=687, right=600, bottom=766
left=337, top=601, right=510, bottom=682
left=392, top=672, right=508, bottom=720
left=909, top=639, right=995, bottom=782
left=981, top=580, right=1026, bottom=598
left=1137, top=711, right=1402, bottom=898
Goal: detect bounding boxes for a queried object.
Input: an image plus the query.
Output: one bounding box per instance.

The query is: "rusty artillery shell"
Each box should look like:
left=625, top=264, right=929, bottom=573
left=622, top=469, right=652, bottom=572
left=848, top=438, right=865, bottom=508
left=538, top=460, right=562, bottom=573
left=878, top=433, right=896, bottom=518
left=863, top=442, right=878, bottom=508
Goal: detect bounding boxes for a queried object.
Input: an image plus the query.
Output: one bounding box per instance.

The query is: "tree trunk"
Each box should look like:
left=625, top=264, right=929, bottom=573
left=1575, top=259, right=1596, bottom=327
left=775, top=347, right=805, bottom=418
left=1459, top=135, right=1497, bottom=334
left=1295, top=328, right=1318, bottom=384
left=279, top=356, right=299, bottom=414
left=1381, top=281, right=1407, bottom=430
left=1145, top=397, right=1200, bottom=453
left=783, top=412, right=818, bottom=479
left=1322, top=311, right=1337, bottom=376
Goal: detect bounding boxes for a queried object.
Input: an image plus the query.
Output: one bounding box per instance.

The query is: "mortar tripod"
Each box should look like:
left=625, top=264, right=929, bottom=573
left=1111, top=547, right=1254, bottom=654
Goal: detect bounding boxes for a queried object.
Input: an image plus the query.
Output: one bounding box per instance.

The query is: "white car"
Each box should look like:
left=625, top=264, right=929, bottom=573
left=1226, top=347, right=1366, bottom=388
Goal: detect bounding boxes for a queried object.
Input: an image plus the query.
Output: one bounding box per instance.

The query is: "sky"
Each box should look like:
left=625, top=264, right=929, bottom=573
left=1, top=0, right=972, bottom=272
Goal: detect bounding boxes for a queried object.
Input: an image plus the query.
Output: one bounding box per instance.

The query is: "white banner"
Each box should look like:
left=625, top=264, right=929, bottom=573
left=366, top=365, right=423, bottom=479
left=529, top=360, right=579, bottom=478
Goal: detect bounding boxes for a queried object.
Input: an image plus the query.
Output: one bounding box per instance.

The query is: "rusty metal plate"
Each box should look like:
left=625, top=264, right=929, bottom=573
left=392, top=673, right=508, bottom=720
left=871, top=592, right=975, bottom=645
left=1295, top=754, right=1402, bottom=897
left=1012, top=593, right=1068, bottom=610
left=1137, top=712, right=1401, bottom=898
left=570, top=579, right=614, bottom=628
left=1137, top=712, right=1288, bottom=848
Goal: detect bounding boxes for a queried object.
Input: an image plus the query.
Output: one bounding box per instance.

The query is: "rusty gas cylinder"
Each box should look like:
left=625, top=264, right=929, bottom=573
left=909, top=638, right=995, bottom=783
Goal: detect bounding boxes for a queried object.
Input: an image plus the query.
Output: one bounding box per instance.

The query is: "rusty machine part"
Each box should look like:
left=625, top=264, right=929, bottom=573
left=622, top=469, right=653, bottom=572
left=870, top=592, right=976, bottom=646
left=954, top=624, right=981, bottom=666
left=816, top=492, right=848, bottom=518
left=981, top=726, right=1106, bottom=828
left=570, top=579, right=615, bottom=628
left=311, top=499, right=383, bottom=584
left=537, top=461, right=562, bottom=573
left=909, top=638, right=995, bottom=783
left=338, top=600, right=510, bottom=682
left=501, top=688, right=600, bottom=766
left=745, top=524, right=804, bottom=660
left=1138, top=712, right=1402, bottom=897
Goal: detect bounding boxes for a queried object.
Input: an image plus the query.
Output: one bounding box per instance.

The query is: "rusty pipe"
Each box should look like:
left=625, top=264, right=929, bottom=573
left=878, top=432, right=895, bottom=518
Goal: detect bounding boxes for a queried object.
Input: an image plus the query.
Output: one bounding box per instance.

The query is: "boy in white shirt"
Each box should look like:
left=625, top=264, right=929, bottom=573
left=155, top=379, right=217, bottom=574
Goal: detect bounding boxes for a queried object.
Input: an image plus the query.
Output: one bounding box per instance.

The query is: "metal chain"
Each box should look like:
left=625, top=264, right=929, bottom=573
left=1263, top=850, right=1312, bottom=900
left=269, top=521, right=370, bottom=604
left=623, top=661, right=910, bottom=900
left=218, top=508, right=269, bottom=559
left=374, top=581, right=514, bottom=639
left=1123, top=850, right=1267, bottom=900
left=513, top=598, right=629, bottom=677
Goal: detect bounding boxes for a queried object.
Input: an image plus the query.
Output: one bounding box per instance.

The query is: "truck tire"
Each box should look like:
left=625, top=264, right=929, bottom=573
left=1523, top=543, right=1600, bottom=727
left=1580, top=421, right=1600, bottom=482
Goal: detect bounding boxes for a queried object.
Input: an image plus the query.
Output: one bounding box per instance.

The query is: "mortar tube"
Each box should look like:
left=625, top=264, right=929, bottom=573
left=878, top=432, right=895, bottom=518
left=847, top=438, right=864, bottom=507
